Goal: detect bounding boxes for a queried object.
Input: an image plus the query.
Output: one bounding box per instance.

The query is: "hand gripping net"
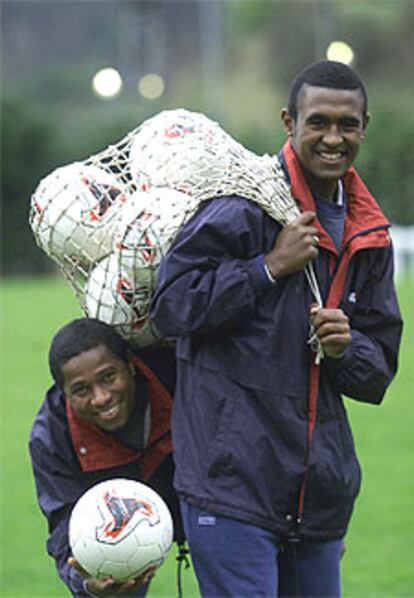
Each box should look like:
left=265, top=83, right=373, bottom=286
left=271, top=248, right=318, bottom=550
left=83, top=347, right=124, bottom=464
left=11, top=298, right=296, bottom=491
left=29, top=109, right=323, bottom=360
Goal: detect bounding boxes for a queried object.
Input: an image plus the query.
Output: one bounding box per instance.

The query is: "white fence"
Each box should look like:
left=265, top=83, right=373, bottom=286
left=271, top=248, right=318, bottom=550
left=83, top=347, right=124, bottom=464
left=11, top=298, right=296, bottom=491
left=392, top=225, right=414, bottom=279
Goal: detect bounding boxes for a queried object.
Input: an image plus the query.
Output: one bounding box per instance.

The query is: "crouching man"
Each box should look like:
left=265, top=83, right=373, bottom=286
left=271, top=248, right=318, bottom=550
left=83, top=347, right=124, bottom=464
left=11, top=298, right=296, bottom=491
left=29, top=318, right=183, bottom=597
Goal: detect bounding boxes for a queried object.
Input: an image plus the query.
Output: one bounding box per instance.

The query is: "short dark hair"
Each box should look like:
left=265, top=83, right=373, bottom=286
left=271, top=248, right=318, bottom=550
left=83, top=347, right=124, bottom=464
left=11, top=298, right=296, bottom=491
left=49, top=318, right=129, bottom=389
left=287, top=60, right=368, bottom=120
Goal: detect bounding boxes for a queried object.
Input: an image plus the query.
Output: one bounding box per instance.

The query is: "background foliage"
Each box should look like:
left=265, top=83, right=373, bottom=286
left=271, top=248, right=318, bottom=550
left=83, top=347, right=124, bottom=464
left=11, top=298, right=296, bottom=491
left=1, top=0, right=413, bottom=275
left=1, top=3, right=413, bottom=595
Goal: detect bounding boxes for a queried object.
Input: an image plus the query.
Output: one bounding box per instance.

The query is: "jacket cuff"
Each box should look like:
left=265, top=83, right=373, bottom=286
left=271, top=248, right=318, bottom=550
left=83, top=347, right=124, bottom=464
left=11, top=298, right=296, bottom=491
left=247, top=255, right=277, bottom=294
left=68, top=566, right=91, bottom=597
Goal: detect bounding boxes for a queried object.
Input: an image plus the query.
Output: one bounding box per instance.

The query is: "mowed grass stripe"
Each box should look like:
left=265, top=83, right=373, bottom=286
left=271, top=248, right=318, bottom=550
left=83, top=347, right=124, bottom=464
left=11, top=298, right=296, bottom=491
left=1, top=276, right=412, bottom=596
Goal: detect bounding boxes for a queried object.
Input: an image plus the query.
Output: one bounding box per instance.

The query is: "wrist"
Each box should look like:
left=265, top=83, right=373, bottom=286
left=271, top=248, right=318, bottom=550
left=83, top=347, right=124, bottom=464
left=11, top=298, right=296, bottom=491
left=83, top=579, right=99, bottom=597
left=263, top=262, right=277, bottom=283
left=263, top=257, right=282, bottom=281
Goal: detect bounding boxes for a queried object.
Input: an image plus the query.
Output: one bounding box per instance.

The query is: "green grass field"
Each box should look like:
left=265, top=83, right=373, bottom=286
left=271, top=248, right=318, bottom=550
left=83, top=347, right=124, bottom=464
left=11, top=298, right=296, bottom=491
left=1, top=276, right=413, bottom=597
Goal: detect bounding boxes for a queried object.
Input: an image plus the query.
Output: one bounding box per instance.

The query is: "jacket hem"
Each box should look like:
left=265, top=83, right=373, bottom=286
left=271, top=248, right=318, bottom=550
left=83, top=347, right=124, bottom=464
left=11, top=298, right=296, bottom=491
left=177, top=491, right=347, bottom=542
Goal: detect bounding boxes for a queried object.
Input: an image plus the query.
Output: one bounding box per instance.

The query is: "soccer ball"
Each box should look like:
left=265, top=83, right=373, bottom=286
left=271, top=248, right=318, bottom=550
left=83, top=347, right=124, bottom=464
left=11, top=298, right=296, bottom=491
left=113, top=187, right=196, bottom=270
left=84, top=253, right=160, bottom=347
left=68, top=479, right=174, bottom=581
left=129, top=109, right=232, bottom=194
left=29, top=163, right=128, bottom=266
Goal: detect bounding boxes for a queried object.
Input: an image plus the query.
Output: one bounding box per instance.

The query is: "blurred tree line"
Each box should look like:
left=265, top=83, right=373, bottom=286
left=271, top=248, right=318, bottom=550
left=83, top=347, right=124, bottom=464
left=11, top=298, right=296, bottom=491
left=1, top=0, right=413, bottom=276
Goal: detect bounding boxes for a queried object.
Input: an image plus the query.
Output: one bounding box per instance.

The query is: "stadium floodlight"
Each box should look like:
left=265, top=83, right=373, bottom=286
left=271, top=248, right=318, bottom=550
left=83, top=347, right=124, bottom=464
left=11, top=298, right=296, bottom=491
left=326, top=41, right=355, bottom=66
left=92, top=67, right=123, bottom=99
left=137, top=74, right=165, bottom=100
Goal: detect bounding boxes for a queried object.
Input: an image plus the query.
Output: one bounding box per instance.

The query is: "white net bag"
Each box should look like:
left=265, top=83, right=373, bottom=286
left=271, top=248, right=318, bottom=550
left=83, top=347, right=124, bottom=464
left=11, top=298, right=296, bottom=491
left=129, top=108, right=300, bottom=226
left=29, top=108, right=322, bottom=356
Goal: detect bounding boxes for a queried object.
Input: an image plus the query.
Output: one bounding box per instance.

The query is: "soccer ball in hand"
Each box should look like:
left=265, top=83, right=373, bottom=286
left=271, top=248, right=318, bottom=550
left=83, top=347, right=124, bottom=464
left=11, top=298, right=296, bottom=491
left=68, top=479, right=174, bottom=581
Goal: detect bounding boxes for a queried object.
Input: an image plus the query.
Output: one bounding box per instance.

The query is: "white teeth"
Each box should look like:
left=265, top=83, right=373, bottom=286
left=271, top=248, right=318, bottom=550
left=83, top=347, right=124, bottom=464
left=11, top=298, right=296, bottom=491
left=319, top=152, right=342, bottom=161
left=100, top=404, right=119, bottom=416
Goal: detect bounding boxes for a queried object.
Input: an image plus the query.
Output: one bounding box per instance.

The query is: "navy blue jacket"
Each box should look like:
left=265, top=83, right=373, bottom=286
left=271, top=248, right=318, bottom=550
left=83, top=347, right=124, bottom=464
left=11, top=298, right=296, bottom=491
left=150, top=143, right=402, bottom=542
left=29, top=346, right=182, bottom=597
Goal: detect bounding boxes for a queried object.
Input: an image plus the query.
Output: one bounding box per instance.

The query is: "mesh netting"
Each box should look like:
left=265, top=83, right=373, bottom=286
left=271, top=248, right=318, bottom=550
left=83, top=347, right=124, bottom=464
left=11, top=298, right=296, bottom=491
left=29, top=108, right=321, bottom=351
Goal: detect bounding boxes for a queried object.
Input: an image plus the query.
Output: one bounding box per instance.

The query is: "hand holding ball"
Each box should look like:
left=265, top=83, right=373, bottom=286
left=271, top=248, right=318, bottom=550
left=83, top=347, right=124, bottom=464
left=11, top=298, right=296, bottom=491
left=68, top=479, right=173, bottom=582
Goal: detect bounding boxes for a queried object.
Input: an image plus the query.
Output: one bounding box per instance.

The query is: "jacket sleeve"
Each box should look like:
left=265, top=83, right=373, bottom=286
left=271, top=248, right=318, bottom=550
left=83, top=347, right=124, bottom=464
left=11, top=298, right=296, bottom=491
left=29, top=433, right=89, bottom=597
left=150, top=196, right=275, bottom=337
left=324, top=244, right=403, bottom=404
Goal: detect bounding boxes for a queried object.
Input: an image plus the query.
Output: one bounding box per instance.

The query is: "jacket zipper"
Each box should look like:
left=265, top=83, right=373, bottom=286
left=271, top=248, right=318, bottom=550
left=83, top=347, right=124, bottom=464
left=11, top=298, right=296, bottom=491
left=296, top=223, right=391, bottom=526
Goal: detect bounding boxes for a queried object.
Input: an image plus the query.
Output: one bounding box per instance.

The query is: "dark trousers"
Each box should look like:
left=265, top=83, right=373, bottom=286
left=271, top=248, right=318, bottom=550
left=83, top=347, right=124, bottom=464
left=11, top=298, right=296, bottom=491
left=180, top=500, right=343, bottom=597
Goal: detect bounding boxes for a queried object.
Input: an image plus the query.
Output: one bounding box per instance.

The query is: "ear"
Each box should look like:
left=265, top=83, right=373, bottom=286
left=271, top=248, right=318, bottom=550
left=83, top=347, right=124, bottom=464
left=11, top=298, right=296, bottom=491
left=281, top=108, right=294, bottom=137
left=362, top=112, right=371, bottom=135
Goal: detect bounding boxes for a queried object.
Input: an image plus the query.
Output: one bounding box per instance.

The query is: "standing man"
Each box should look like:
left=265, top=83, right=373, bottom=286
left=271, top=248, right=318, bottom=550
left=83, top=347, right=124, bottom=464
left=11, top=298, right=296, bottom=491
left=29, top=318, right=183, bottom=597
left=150, top=61, right=403, bottom=596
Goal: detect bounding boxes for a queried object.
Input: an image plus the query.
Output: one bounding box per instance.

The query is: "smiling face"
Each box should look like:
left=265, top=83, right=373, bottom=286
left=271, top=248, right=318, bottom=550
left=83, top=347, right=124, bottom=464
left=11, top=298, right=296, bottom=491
left=62, top=344, right=136, bottom=432
left=282, top=84, right=369, bottom=199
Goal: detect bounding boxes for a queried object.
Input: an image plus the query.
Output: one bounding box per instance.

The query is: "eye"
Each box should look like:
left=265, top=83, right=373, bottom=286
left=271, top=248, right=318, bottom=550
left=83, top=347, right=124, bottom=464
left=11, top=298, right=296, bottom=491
left=101, top=370, right=117, bottom=384
left=341, top=119, right=361, bottom=131
left=307, top=117, right=326, bottom=130
left=71, top=385, right=91, bottom=398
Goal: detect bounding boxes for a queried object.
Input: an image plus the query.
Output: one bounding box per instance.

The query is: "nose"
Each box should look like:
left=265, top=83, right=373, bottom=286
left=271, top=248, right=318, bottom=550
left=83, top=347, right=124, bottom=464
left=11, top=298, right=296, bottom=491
left=322, top=125, right=343, bottom=146
left=91, top=385, right=111, bottom=407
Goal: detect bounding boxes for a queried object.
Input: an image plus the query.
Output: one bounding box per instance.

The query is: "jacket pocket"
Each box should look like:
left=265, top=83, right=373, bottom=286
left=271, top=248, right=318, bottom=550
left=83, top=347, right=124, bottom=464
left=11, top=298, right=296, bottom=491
left=205, top=395, right=236, bottom=479
left=306, top=419, right=362, bottom=513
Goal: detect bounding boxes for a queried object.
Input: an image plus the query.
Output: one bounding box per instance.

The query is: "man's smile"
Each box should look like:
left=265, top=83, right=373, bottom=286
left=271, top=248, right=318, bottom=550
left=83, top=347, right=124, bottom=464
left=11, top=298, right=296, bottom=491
left=95, top=401, right=123, bottom=421
left=316, top=150, right=346, bottom=162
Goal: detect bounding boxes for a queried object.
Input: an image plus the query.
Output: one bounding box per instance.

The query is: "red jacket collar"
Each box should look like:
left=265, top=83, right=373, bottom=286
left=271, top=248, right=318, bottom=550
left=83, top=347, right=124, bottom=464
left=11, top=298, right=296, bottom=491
left=66, top=354, right=172, bottom=481
left=282, top=140, right=390, bottom=252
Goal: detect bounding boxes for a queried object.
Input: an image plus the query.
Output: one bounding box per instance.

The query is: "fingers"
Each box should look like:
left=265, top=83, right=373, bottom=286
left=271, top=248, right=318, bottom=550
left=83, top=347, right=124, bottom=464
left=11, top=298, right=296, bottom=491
left=85, top=577, right=116, bottom=596
left=294, top=212, right=319, bottom=246
left=309, top=303, right=320, bottom=317
left=285, top=211, right=319, bottom=253
left=68, top=558, right=156, bottom=596
left=311, top=307, right=349, bottom=330
left=310, top=307, right=351, bottom=358
left=139, top=566, right=157, bottom=584
left=296, top=211, right=317, bottom=226
left=289, top=211, right=318, bottom=236
left=265, top=212, right=319, bottom=277
left=115, top=579, right=140, bottom=594
left=68, top=558, right=117, bottom=595
left=115, top=567, right=156, bottom=594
